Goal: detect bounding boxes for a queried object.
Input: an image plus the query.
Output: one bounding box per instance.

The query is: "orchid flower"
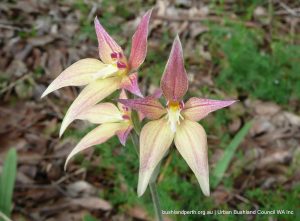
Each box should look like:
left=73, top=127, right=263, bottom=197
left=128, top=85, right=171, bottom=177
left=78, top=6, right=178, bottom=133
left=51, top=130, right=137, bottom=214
left=119, top=36, right=237, bottom=197
left=64, top=90, right=133, bottom=170
left=41, top=9, right=152, bottom=136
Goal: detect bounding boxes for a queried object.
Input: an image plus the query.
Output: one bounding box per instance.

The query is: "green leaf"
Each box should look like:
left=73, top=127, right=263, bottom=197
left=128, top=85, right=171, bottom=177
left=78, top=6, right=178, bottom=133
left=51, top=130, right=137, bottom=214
left=0, top=148, right=17, bottom=219
left=83, top=214, right=100, bottom=221
left=211, top=121, right=252, bottom=188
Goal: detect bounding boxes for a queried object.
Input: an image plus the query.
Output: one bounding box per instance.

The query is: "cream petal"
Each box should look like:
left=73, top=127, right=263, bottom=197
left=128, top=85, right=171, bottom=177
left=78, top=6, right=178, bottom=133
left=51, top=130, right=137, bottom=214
left=41, top=58, right=106, bottom=98
left=138, top=118, right=174, bottom=196
left=174, top=120, right=210, bottom=196
left=60, top=77, right=121, bottom=136
left=92, top=64, right=119, bottom=80
left=64, top=122, right=125, bottom=170
left=77, top=103, right=123, bottom=124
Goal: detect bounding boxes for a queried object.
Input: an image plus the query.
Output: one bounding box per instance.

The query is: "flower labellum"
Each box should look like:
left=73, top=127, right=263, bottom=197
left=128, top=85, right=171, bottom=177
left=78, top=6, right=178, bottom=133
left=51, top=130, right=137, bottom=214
left=41, top=9, right=152, bottom=136
left=119, top=36, right=237, bottom=197
left=64, top=90, right=133, bottom=170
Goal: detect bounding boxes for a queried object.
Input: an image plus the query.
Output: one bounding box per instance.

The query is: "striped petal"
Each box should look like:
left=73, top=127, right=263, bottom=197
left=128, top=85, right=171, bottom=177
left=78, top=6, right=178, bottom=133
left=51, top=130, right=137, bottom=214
left=77, top=103, right=123, bottom=124
left=160, top=36, right=188, bottom=102
left=41, top=58, right=106, bottom=98
left=182, top=98, right=237, bottom=121
left=64, top=122, right=126, bottom=170
left=128, top=9, right=152, bottom=70
left=118, top=97, right=166, bottom=120
left=174, top=120, right=209, bottom=196
left=94, top=17, right=124, bottom=64
left=60, top=77, right=121, bottom=136
left=116, top=125, right=133, bottom=146
left=120, top=72, right=143, bottom=97
left=138, top=118, right=174, bottom=196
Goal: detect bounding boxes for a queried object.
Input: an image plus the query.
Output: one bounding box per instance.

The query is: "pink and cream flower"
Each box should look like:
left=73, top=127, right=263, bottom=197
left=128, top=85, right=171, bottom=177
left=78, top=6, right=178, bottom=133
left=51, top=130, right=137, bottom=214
left=42, top=9, right=152, bottom=136
left=64, top=90, right=133, bottom=169
left=119, top=36, right=237, bottom=197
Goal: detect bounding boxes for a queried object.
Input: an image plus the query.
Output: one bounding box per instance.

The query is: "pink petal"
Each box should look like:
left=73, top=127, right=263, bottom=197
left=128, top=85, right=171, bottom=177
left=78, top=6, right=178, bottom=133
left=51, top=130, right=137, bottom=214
left=128, top=9, right=152, bottom=70
left=174, top=120, right=209, bottom=196
left=150, top=88, right=162, bottom=99
left=160, top=36, right=188, bottom=102
left=94, top=17, right=124, bottom=64
left=117, top=89, right=129, bottom=111
left=118, top=97, right=166, bottom=120
left=116, top=125, right=133, bottom=146
left=182, top=98, right=237, bottom=121
left=120, top=72, right=143, bottom=97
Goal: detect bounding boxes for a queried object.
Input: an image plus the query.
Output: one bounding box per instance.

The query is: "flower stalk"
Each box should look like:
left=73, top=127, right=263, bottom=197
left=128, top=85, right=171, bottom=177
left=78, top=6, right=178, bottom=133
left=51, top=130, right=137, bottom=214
left=149, top=182, right=163, bottom=221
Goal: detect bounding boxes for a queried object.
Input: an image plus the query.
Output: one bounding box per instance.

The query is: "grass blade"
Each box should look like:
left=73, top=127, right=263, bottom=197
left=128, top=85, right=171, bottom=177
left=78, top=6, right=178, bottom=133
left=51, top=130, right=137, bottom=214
left=211, top=121, right=252, bottom=188
left=0, top=148, right=17, bottom=219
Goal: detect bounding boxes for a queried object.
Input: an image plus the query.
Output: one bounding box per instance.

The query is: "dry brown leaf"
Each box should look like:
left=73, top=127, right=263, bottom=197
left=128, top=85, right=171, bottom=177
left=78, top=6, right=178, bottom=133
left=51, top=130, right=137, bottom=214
left=70, top=197, right=112, bottom=211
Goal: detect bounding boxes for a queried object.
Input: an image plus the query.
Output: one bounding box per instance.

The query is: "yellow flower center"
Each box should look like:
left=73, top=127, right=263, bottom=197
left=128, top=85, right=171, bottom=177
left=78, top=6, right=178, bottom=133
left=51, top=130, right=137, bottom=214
left=166, top=101, right=184, bottom=132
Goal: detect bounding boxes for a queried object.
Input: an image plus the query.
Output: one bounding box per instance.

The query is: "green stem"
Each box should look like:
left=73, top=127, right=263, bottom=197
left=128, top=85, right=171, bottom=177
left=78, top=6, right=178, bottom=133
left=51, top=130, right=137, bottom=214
left=149, top=182, right=163, bottom=221
left=130, top=133, right=139, bottom=156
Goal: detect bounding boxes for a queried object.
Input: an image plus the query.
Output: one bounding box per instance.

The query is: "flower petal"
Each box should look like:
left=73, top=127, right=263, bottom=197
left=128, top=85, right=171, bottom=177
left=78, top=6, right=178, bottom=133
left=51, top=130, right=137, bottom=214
left=41, top=58, right=106, bottom=98
left=94, top=17, right=124, bottom=64
left=117, top=89, right=129, bottom=111
left=160, top=36, right=188, bottom=102
left=92, top=64, right=119, bottom=80
left=116, top=125, right=133, bottom=146
left=60, top=77, right=121, bottom=136
left=150, top=88, right=163, bottom=99
left=174, top=120, right=209, bottom=196
left=138, top=118, right=174, bottom=196
left=120, top=72, right=143, bottom=97
left=118, top=97, right=166, bottom=120
left=64, top=122, right=125, bottom=170
left=77, top=103, right=123, bottom=124
left=128, top=9, right=152, bottom=70
left=182, top=98, right=237, bottom=121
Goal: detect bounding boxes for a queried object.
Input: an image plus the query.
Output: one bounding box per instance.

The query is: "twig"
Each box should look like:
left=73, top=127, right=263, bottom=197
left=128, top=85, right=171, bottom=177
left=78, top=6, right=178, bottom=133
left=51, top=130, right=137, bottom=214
left=0, top=74, right=31, bottom=95
left=279, top=1, right=300, bottom=17
left=54, top=168, right=86, bottom=185
left=14, top=206, right=40, bottom=221
left=87, top=3, right=98, bottom=22
left=0, top=23, right=30, bottom=32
